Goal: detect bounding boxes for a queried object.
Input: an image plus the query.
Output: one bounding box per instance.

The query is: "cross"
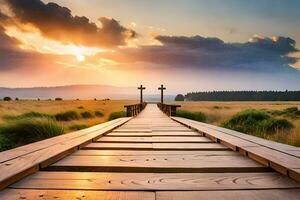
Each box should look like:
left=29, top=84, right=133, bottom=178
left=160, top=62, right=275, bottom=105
left=138, top=84, right=146, bottom=103
left=158, top=84, right=166, bottom=104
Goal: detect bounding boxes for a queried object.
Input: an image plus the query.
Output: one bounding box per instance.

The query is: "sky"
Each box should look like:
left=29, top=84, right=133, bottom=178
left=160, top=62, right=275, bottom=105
left=0, top=0, right=299, bottom=94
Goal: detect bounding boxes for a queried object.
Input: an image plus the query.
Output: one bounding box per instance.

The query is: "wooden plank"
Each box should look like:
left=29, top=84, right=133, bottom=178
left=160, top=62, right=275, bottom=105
left=290, top=169, right=300, bottom=182
left=107, top=132, right=152, bottom=137
left=0, top=189, right=155, bottom=200
left=96, top=136, right=213, bottom=143
left=112, top=129, right=152, bottom=133
left=73, top=150, right=237, bottom=156
left=83, top=143, right=153, bottom=150
left=47, top=154, right=267, bottom=172
left=107, top=132, right=201, bottom=137
left=173, top=117, right=300, bottom=158
left=11, top=172, right=299, bottom=190
left=0, top=117, right=131, bottom=190
left=172, top=117, right=300, bottom=182
left=0, top=118, right=130, bottom=163
left=243, top=146, right=300, bottom=174
left=153, top=143, right=228, bottom=150
left=83, top=142, right=226, bottom=150
left=156, top=190, right=300, bottom=200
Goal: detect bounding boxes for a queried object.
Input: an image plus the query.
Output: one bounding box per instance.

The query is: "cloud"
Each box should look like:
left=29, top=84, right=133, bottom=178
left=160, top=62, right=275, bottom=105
left=4, top=0, right=136, bottom=48
left=98, top=34, right=299, bottom=72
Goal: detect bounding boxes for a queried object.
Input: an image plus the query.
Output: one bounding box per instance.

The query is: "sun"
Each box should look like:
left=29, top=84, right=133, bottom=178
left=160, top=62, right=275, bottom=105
left=76, top=54, right=85, bottom=62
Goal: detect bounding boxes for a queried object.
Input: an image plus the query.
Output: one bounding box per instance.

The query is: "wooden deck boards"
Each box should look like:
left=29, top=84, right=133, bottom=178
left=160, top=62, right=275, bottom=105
left=0, top=103, right=299, bottom=199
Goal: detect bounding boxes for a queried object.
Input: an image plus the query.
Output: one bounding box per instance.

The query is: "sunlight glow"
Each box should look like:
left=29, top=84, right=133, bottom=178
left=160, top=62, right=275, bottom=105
left=76, top=54, right=85, bottom=62
left=4, top=25, right=106, bottom=59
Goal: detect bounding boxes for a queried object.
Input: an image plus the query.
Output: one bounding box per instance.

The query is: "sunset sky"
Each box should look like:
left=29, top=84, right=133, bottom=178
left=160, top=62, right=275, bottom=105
left=0, top=0, right=299, bottom=94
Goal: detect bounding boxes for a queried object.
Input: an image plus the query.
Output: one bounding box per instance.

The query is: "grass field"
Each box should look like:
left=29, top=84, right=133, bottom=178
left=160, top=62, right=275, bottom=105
left=0, top=100, right=136, bottom=130
left=1, top=100, right=299, bottom=150
left=0, top=100, right=137, bottom=151
left=173, top=101, right=300, bottom=147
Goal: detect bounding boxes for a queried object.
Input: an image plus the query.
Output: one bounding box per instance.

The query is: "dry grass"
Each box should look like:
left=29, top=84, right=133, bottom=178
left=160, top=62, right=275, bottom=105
left=171, top=101, right=300, bottom=146
left=0, top=100, right=137, bottom=132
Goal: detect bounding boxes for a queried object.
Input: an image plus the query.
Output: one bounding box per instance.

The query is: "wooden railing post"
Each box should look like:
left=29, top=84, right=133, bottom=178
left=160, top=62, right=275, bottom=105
left=157, top=103, right=180, bottom=116
left=124, top=103, right=147, bottom=117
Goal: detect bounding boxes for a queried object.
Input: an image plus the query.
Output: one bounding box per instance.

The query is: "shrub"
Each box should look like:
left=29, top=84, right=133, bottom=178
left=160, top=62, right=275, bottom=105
left=15, top=98, right=19, bottom=101
left=222, top=109, right=293, bottom=136
left=0, top=117, right=64, bottom=151
left=69, top=124, right=88, bottom=131
left=95, top=111, right=104, bottom=117
left=80, top=111, right=94, bottom=119
left=174, top=94, right=185, bottom=101
left=3, top=97, right=12, bottom=101
left=77, top=106, right=84, bottom=109
left=270, top=107, right=300, bottom=118
left=213, top=106, right=221, bottom=109
left=55, top=97, right=63, bottom=101
left=176, top=110, right=206, bottom=122
left=108, top=111, right=126, bottom=120
left=3, top=111, right=53, bottom=121
left=55, top=111, right=79, bottom=121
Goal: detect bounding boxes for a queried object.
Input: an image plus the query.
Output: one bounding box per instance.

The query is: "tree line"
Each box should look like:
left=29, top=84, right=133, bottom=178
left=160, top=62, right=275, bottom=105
left=182, top=91, right=300, bottom=101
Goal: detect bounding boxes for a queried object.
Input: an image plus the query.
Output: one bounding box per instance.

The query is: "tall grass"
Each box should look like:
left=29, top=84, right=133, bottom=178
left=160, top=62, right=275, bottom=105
left=95, top=111, right=104, bottom=117
left=69, top=124, right=88, bottom=130
left=0, top=117, right=64, bottom=151
left=222, top=109, right=293, bottom=137
left=80, top=111, right=94, bottom=119
left=3, top=111, right=52, bottom=120
left=55, top=111, right=79, bottom=121
left=176, top=110, right=206, bottom=122
left=108, top=111, right=126, bottom=120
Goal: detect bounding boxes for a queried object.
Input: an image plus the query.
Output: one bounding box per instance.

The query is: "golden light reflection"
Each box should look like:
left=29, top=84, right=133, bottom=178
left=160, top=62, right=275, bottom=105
left=4, top=25, right=107, bottom=61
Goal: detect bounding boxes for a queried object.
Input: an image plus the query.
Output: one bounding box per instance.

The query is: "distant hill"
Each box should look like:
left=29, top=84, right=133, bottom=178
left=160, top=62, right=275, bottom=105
left=0, top=85, right=176, bottom=100
left=0, top=85, right=138, bottom=100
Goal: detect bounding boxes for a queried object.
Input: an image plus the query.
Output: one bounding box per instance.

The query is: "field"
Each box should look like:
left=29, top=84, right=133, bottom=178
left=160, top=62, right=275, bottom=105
left=0, top=100, right=137, bottom=151
left=173, top=101, right=300, bottom=146
left=1, top=100, right=299, bottom=150
left=0, top=100, right=137, bottom=130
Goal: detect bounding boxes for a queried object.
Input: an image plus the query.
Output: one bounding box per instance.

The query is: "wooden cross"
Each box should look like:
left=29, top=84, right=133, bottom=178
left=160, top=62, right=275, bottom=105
left=138, top=84, right=146, bottom=103
left=158, top=84, right=166, bottom=104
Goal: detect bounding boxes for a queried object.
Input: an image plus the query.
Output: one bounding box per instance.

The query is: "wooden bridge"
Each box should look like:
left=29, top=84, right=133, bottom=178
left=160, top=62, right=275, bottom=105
left=0, top=103, right=300, bottom=199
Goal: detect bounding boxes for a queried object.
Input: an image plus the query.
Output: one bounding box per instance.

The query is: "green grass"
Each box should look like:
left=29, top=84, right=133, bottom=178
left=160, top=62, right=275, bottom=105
left=69, top=124, right=89, bottom=130
left=0, top=117, right=64, bottom=151
left=269, top=107, right=300, bottom=118
left=222, top=109, right=293, bottom=137
left=80, top=111, right=94, bottom=119
left=176, top=110, right=206, bottom=122
left=108, top=111, right=126, bottom=120
left=95, top=111, right=104, bottom=117
left=55, top=110, right=79, bottom=121
left=3, top=111, right=53, bottom=121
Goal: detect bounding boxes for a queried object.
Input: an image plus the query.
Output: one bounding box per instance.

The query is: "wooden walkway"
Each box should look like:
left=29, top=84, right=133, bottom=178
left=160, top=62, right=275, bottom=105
left=0, top=104, right=300, bottom=199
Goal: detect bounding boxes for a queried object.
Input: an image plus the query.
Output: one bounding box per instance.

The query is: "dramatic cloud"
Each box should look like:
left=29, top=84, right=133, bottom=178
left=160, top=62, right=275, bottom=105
left=4, top=0, right=136, bottom=48
left=99, top=34, right=299, bottom=72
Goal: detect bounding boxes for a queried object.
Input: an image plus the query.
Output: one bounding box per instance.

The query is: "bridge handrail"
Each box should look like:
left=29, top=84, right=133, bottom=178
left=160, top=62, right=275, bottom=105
left=157, top=103, right=181, bottom=116
left=124, top=102, right=147, bottom=117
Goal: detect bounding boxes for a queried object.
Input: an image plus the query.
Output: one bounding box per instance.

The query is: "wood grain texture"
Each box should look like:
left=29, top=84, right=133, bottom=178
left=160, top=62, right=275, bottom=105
left=156, top=190, right=300, bottom=200
left=11, top=172, right=299, bottom=190
left=0, top=189, right=155, bottom=200
left=47, top=154, right=267, bottom=172
left=172, top=116, right=300, bottom=182
left=96, top=136, right=212, bottom=143
left=0, top=118, right=131, bottom=189
left=72, top=150, right=237, bottom=156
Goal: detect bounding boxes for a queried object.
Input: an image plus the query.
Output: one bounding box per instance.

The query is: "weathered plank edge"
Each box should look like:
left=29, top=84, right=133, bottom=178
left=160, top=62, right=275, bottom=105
left=172, top=116, right=300, bottom=182
left=0, top=118, right=131, bottom=163
left=0, top=117, right=131, bottom=190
